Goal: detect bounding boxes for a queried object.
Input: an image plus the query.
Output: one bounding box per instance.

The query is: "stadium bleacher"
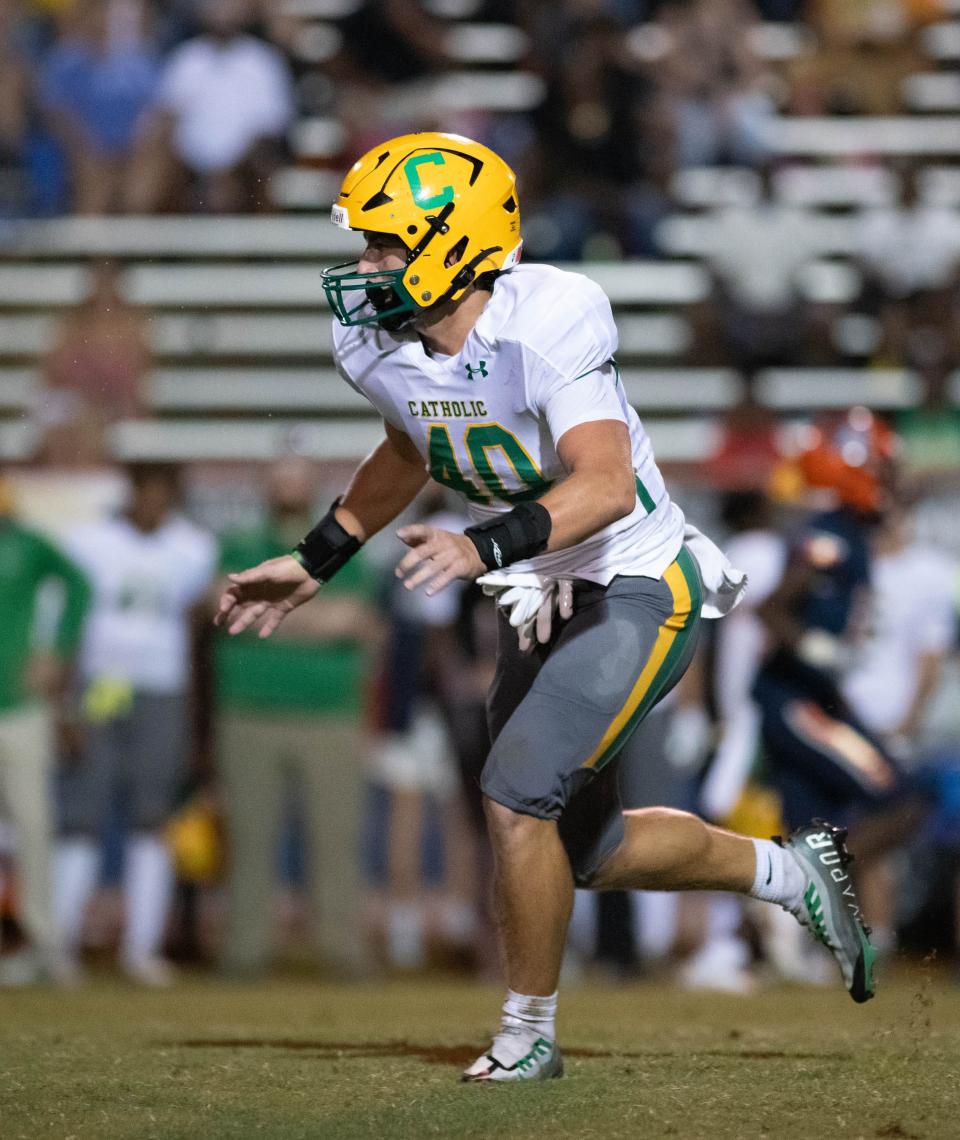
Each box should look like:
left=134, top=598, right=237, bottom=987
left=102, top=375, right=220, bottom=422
left=2, top=1, right=960, bottom=470
left=0, top=197, right=955, bottom=463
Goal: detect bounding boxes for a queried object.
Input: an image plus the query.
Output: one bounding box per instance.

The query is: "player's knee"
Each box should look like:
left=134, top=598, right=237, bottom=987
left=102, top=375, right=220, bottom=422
left=482, top=795, right=545, bottom=842
left=480, top=734, right=565, bottom=822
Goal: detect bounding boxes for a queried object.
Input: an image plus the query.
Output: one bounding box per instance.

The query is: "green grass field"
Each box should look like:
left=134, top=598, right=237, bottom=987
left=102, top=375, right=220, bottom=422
left=1, top=967, right=957, bottom=1139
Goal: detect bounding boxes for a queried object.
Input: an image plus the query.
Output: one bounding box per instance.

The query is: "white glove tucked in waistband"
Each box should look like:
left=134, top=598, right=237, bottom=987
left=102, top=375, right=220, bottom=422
left=683, top=522, right=748, bottom=619
left=478, top=571, right=574, bottom=652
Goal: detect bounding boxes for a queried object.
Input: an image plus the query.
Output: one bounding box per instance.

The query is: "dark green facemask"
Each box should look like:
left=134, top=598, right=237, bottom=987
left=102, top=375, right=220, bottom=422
left=321, top=261, right=420, bottom=331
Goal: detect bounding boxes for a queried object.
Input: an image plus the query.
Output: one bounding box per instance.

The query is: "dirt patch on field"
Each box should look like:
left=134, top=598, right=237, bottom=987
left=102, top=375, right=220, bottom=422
left=174, top=1039, right=844, bottom=1066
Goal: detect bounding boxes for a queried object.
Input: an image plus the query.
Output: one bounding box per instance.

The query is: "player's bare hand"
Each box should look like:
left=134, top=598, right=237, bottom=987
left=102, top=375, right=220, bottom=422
left=395, top=524, right=485, bottom=595
left=214, top=555, right=320, bottom=638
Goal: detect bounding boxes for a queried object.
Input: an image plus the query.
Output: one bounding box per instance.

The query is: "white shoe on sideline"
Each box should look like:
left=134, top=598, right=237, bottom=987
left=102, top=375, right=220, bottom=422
left=122, top=955, right=175, bottom=987
left=679, top=936, right=756, bottom=995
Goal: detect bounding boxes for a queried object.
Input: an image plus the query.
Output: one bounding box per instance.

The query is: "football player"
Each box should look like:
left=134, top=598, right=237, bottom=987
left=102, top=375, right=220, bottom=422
left=216, top=133, right=877, bottom=1081
left=754, top=411, right=927, bottom=956
left=754, top=410, right=904, bottom=832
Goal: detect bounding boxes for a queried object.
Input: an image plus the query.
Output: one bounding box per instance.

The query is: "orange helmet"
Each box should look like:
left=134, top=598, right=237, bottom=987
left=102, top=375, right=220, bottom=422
left=797, top=407, right=899, bottom=514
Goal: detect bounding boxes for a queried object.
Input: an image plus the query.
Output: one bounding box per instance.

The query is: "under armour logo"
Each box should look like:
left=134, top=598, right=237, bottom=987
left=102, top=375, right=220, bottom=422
left=465, top=361, right=488, bottom=381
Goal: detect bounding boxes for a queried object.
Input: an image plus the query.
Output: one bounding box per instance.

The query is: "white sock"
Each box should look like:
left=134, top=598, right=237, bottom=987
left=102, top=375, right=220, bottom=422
left=749, top=838, right=806, bottom=911
left=706, top=893, right=743, bottom=942
left=502, top=988, right=558, bottom=1042
left=439, top=900, right=476, bottom=946
left=387, top=902, right=424, bottom=968
left=54, top=837, right=100, bottom=952
left=122, top=833, right=173, bottom=965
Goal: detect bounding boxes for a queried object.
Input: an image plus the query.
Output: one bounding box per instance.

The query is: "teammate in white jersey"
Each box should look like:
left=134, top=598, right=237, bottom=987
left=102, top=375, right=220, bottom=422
left=216, top=132, right=877, bottom=1080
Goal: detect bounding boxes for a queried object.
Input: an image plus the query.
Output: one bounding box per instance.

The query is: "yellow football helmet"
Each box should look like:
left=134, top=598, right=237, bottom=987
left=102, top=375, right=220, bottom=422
left=321, top=132, right=521, bottom=330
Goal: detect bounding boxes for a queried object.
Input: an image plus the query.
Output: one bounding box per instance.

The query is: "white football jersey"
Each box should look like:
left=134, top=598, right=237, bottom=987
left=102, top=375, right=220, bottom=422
left=333, top=263, right=685, bottom=584
left=843, top=543, right=958, bottom=734
left=64, top=515, right=216, bottom=693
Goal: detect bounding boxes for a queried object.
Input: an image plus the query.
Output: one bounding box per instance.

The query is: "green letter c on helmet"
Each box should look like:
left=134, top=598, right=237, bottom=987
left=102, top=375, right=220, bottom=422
left=404, top=152, right=454, bottom=210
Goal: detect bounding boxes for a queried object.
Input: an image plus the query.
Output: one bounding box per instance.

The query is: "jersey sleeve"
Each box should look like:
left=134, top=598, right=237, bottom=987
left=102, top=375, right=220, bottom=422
left=535, top=359, right=629, bottom=447
left=518, top=273, right=623, bottom=445
left=31, top=532, right=91, bottom=657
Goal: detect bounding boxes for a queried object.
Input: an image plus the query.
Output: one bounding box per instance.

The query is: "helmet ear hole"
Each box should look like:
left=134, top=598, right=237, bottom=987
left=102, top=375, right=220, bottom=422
left=445, top=235, right=469, bottom=269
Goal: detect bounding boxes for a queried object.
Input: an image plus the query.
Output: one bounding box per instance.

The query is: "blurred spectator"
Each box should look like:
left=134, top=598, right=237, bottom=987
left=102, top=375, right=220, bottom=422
left=0, top=474, right=90, bottom=985
left=788, top=0, right=923, bottom=115
left=131, top=0, right=293, bottom=213
left=853, top=164, right=960, bottom=367
left=39, top=0, right=160, bottom=215
left=335, top=0, right=452, bottom=87
left=0, top=0, right=67, bottom=218
left=703, top=384, right=786, bottom=492
left=0, top=0, right=34, bottom=218
left=214, top=457, right=379, bottom=979
left=152, top=0, right=202, bottom=54
left=54, top=463, right=216, bottom=985
left=655, top=0, right=776, bottom=169
left=522, top=6, right=687, bottom=258
left=678, top=164, right=832, bottom=369
left=38, top=259, right=151, bottom=467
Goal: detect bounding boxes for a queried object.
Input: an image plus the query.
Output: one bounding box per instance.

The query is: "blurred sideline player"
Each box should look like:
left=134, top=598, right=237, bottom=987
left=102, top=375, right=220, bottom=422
left=216, top=133, right=877, bottom=1082
left=367, top=496, right=478, bottom=970
left=0, top=475, right=90, bottom=984
left=675, top=490, right=790, bottom=992
left=55, top=464, right=216, bottom=985
left=754, top=411, right=925, bottom=958
left=841, top=499, right=957, bottom=950
left=842, top=503, right=956, bottom=762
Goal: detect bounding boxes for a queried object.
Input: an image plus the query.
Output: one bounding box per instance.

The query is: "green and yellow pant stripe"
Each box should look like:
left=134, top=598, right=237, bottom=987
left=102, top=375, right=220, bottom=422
left=581, top=545, right=703, bottom=772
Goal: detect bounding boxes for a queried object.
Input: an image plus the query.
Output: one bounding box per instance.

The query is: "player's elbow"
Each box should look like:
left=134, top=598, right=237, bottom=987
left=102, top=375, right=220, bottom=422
left=605, top=472, right=637, bottom=523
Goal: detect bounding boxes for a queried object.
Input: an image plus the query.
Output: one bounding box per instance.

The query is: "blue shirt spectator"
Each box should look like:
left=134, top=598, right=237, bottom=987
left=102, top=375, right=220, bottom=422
left=40, top=29, right=158, bottom=157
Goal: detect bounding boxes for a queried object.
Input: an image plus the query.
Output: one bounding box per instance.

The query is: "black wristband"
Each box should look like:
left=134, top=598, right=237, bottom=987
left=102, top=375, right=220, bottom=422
left=293, top=499, right=361, bottom=583
left=464, top=501, right=552, bottom=571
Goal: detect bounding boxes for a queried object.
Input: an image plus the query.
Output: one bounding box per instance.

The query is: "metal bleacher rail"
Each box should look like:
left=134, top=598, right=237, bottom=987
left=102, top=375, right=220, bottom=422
left=0, top=206, right=954, bottom=466
left=1, top=0, right=957, bottom=467
left=4, top=0, right=960, bottom=466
